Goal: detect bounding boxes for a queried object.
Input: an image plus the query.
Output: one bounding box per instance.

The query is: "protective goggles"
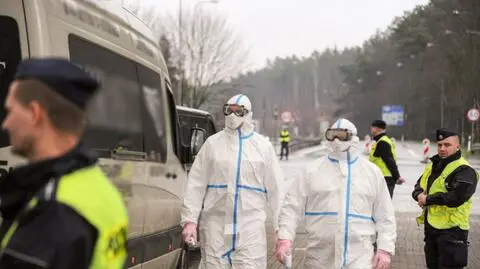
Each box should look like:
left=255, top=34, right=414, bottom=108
left=223, top=104, right=249, bottom=117
left=325, top=128, right=353, bottom=141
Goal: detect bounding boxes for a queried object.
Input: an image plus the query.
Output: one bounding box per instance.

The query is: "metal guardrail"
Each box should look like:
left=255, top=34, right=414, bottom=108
left=272, top=137, right=323, bottom=153
left=289, top=138, right=322, bottom=152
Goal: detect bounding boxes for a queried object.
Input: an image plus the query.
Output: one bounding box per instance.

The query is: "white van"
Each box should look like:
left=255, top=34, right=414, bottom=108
left=0, top=1, right=200, bottom=268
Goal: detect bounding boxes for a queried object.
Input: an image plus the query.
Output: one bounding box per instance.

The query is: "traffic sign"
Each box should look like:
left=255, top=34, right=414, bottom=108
left=281, top=111, right=292, bottom=123
left=382, top=105, right=404, bottom=126
left=467, top=108, right=480, bottom=122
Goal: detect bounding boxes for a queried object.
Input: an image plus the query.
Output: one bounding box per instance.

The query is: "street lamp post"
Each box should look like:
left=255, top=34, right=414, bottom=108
left=440, top=78, right=445, bottom=128
left=273, top=107, right=279, bottom=150
left=178, top=0, right=184, bottom=105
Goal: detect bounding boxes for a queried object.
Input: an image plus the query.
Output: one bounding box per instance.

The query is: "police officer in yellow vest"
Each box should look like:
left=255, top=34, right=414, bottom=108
left=369, top=120, right=405, bottom=198
left=280, top=126, right=290, bottom=160
left=0, top=58, right=128, bottom=268
left=413, top=128, right=478, bottom=269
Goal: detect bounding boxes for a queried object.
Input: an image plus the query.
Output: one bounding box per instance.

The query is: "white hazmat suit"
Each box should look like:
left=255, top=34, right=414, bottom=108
left=181, top=94, right=285, bottom=269
left=277, top=118, right=396, bottom=269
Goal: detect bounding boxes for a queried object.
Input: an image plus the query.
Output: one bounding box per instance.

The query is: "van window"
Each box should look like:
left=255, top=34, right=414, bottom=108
left=165, top=81, right=179, bottom=155
left=178, top=113, right=209, bottom=145
left=0, top=16, right=21, bottom=148
left=68, top=34, right=143, bottom=153
left=178, top=113, right=193, bottom=145
left=138, top=65, right=167, bottom=162
left=207, top=118, right=217, bottom=136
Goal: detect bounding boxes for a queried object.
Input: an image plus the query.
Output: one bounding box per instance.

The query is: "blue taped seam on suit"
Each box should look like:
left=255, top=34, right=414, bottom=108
left=222, top=129, right=255, bottom=262
left=238, top=184, right=267, bottom=193
left=305, top=212, right=374, bottom=223
left=348, top=213, right=376, bottom=223
left=305, top=211, right=337, bottom=216
left=336, top=118, right=342, bottom=128
left=342, top=150, right=352, bottom=268
left=207, top=184, right=228, bottom=189
left=241, top=132, right=254, bottom=140
left=328, top=156, right=359, bottom=164
left=232, top=129, right=243, bottom=252
left=208, top=184, right=265, bottom=193
left=235, top=94, right=244, bottom=104
left=310, top=152, right=367, bottom=268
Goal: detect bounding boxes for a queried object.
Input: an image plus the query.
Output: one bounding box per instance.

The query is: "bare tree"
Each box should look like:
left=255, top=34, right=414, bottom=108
left=160, top=8, right=250, bottom=108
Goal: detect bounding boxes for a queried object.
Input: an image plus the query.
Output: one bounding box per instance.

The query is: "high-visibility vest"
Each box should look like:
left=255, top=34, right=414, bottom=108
left=280, top=130, right=290, bottom=143
left=369, top=135, right=396, bottom=177
left=0, top=165, right=128, bottom=268
left=416, top=157, right=476, bottom=230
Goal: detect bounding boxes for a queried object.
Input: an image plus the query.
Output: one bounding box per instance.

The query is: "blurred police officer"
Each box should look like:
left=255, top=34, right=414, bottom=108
left=279, top=126, right=290, bottom=160
left=0, top=58, right=128, bottom=268
left=413, top=128, right=478, bottom=269
left=369, top=119, right=405, bottom=198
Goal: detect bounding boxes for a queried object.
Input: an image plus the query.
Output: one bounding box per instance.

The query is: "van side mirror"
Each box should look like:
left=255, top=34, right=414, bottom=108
left=190, top=127, right=207, bottom=158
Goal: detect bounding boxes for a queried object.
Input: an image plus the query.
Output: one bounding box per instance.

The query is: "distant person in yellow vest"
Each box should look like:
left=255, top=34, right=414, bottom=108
left=0, top=58, right=128, bottom=268
left=280, top=126, right=290, bottom=160
left=369, top=120, right=405, bottom=198
left=412, top=128, right=478, bottom=269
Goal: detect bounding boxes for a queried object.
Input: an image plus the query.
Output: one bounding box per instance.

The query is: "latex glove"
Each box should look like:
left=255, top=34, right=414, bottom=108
left=182, top=222, right=197, bottom=246
left=396, top=177, right=406, bottom=185
left=372, top=249, right=391, bottom=269
left=275, top=239, right=292, bottom=265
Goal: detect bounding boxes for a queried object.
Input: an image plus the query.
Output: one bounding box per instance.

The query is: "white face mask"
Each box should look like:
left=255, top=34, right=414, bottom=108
left=225, top=114, right=244, bottom=130
left=332, top=139, right=350, bottom=152
left=328, top=136, right=360, bottom=153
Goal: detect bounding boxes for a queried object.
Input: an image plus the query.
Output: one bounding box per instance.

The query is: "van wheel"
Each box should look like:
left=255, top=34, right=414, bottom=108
left=176, top=247, right=189, bottom=269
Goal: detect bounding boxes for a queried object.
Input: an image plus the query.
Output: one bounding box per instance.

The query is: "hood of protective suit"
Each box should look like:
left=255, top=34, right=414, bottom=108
left=224, top=94, right=254, bottom=134
left=326, top=118, right=360, bottom=161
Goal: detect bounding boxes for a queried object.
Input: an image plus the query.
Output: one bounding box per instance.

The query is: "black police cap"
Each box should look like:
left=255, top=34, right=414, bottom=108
left=436, top=128, right=459, bottom=142
left=14, top=58, right=100, bottom=109
left=371, top=119, right=386, bottom=129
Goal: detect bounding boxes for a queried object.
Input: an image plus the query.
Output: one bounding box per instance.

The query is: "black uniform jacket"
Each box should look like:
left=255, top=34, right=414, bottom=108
left=412, top=151, right=478, bottom=208
left=372, top=133, right=400, bottom=180
left=0, top=145, right=98, bottom=269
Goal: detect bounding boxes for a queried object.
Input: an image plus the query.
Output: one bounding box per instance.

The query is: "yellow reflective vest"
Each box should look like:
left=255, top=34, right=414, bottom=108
left=416, top=157, right=475, bottom=230
left=0, top=165, right=128, bottom=268
left=280, top=130, right=290, bottom=143
left=369, top=135, right=396, bottom=177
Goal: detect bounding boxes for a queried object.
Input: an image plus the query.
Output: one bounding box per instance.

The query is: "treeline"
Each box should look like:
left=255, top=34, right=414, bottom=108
left=221, top=0, right=480, bottom=142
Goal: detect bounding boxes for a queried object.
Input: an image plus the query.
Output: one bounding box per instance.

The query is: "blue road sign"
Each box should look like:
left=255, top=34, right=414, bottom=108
left=382, top=105, right=404, bottom=126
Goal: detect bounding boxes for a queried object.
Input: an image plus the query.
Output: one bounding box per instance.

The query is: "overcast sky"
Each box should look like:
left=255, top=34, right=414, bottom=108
left=137, top=0, right=429, bottom=70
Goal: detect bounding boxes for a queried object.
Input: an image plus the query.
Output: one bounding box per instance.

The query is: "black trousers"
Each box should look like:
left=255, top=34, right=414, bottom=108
left=385, top=176, right=396, bottom=198
left=280, top=142, right=289, bottom=160
left=424, top=225, right=469, bottom=269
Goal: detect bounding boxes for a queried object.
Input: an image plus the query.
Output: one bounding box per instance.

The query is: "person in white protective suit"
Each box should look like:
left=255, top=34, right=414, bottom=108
left=275, top=118, right=397, bottom=269
left=181, top=94, right=285, bottom=269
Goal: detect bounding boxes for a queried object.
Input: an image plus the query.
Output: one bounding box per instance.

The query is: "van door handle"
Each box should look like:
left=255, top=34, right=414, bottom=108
left=166, top=172, right=177, bottom=179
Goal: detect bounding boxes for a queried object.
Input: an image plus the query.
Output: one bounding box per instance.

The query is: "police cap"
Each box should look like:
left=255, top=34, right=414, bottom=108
left=436, top=128, right=459, bottom=142
left=371, top=119, right=386, bottom=129
left=14, top=58, right=99, bottom=110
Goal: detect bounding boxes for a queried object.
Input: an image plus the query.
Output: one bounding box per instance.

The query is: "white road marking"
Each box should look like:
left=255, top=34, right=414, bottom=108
left=408, top=149, right=420, bottom=158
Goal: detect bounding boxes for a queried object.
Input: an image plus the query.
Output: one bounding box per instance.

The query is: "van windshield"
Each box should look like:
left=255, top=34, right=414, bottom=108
left=0, top=16, right=22, bottom=147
